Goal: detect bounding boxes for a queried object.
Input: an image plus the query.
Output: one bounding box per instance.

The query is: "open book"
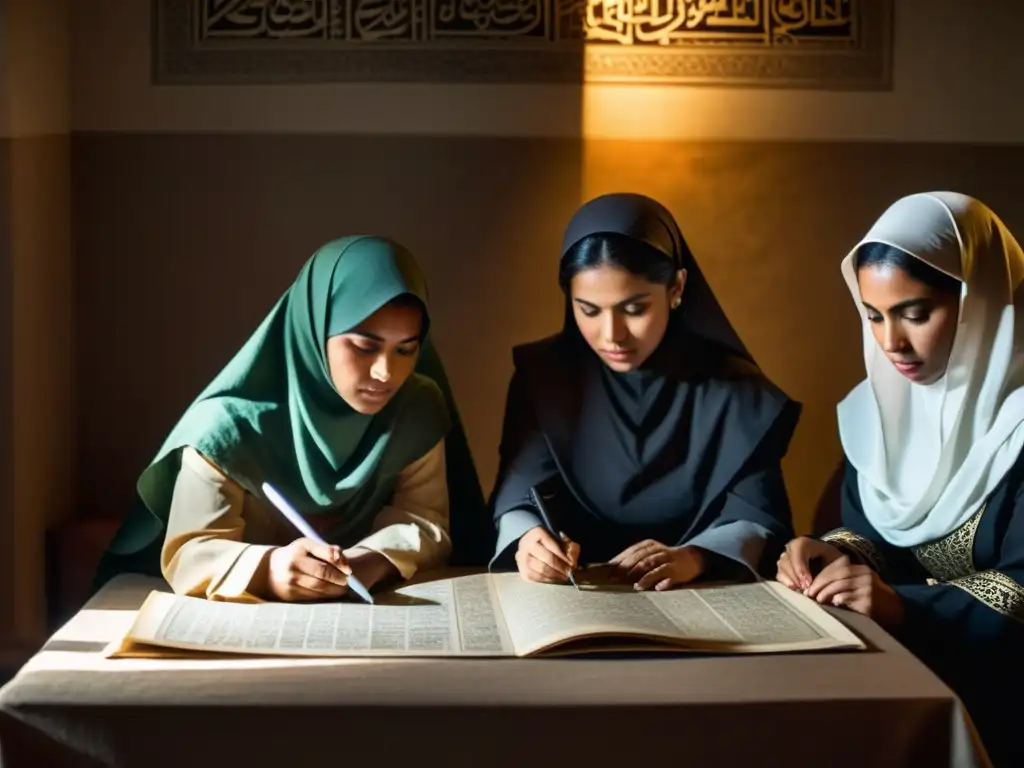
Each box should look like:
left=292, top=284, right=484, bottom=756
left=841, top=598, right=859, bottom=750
left=106, top=569, right=865, bottom=659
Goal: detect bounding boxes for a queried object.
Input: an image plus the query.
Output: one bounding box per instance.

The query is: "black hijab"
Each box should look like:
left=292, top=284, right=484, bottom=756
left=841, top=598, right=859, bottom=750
left=492, top=193, right=799, bottom=564
left=560, top=192, right=752, bottom=362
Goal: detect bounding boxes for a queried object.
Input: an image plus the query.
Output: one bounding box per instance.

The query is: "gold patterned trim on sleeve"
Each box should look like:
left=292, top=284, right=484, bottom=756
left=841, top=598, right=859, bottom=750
left=947, top=570, right=1024, bottom=624
left=820, top=528, right=887, bottom=577
left=912, top=504, right=984, bottom=582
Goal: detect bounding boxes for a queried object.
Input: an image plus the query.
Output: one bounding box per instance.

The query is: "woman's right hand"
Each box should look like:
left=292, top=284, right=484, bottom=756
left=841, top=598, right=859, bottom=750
left=776, top=537, right=845, bottom=592
left=266, top=538, right=352, bottom=601
left=516, top=526, right=580, bottom=584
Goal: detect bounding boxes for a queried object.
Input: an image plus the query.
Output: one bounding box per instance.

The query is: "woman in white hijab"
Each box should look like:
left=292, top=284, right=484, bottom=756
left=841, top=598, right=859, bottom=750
left=777, top=191, right=1024, bottom=768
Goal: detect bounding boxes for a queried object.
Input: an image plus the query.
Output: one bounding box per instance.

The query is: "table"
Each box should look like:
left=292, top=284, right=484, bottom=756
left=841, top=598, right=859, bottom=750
left=0, top=574, right=988, bottom=768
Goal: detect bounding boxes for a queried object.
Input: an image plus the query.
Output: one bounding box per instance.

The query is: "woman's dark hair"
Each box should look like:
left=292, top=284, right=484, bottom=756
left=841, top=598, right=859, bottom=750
left=854, top=242, right=961, bottom=295
left=385, top=292, right=429, bottom=339
left=387, top=292, right=426, bottom=312
left=558, top=233, right=679, bottom=292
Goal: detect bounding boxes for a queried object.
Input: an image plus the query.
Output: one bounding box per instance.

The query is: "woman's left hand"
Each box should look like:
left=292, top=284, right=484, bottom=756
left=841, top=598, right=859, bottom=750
left=609, top=540, right=706, bottom=591
left=804, top=556, right=904, bottom=630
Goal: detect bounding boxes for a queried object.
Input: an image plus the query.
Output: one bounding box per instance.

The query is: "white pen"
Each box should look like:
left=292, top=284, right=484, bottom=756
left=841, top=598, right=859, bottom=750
left=261, top=482, right=375, bottom=604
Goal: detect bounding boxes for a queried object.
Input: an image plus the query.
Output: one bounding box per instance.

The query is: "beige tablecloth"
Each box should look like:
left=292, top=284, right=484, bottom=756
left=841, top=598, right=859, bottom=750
left=0, top=574, right=989, bottom=768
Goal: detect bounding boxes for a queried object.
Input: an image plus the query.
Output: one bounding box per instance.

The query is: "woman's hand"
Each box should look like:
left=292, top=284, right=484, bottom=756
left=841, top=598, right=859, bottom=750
left=266, top=538, right=352, bottom=601
left=776, top=537, right=845, bottom=591
left=610, top=540, right=705, bottom=591
left=805, top=556, right=904, bottom=630
left=516, top=526, right=580, bottom=584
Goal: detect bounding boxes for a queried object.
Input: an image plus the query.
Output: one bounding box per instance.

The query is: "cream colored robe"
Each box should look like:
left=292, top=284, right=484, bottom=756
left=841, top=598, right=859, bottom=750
left=160, top=441, right=450, bottom=601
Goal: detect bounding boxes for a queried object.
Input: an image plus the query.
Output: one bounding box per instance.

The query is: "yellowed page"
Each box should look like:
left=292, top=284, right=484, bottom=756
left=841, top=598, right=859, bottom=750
left=492, top=573, right=684, bottom=655
left=491, top=573, right=866, bottom=656
left=644, top=580, right=866, bottom=652
left=449, top=571, right=516, bottom=654
left=109, top=574, right=515, bottom=658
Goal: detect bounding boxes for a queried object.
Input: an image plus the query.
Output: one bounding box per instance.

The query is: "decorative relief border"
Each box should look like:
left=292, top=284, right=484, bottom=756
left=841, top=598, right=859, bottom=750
left=153, top=0, right=892, bottom=88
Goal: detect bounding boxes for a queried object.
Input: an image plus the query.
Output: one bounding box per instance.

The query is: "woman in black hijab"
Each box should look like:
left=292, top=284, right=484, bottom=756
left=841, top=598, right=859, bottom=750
left=489, top=193, right=801, bottom=589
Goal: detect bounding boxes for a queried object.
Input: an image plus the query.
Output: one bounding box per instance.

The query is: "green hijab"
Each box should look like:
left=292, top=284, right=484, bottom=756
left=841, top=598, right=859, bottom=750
left=95, top=236, right=488, bottom=588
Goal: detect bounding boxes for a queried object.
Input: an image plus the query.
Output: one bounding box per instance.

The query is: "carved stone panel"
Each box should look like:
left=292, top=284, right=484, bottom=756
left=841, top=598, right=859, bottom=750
left=153, top=0, right=892, bottom=89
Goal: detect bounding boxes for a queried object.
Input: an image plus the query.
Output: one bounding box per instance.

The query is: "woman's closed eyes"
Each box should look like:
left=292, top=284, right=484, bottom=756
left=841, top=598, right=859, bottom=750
left=579, top=302, right=650, bottom=318
left=866, top=309, right=931, bottom=325
left=347, top=339, right=420, bottom=357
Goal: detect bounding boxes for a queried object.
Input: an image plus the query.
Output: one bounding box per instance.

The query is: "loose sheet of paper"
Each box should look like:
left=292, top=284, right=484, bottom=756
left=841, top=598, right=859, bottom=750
left=113, top=574, right=515, bottom=658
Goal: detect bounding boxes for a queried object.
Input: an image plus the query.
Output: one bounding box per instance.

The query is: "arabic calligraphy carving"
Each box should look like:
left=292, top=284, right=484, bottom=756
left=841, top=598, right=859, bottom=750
left=197, top=0, right=855, bottom=44
left=202, top=0, right=330, bottom=39
left=352, top=0, right=422, bottom=41
left=155, top=0, right=890, bottom=86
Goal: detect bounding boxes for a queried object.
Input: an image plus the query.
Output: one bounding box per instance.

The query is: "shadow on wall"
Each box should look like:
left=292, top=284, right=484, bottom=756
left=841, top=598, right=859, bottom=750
left=62, top=132, right=586, bottom=622
left=71, top=132, right=585, bottom=511
left=63, top=137, right=1024, bottom=624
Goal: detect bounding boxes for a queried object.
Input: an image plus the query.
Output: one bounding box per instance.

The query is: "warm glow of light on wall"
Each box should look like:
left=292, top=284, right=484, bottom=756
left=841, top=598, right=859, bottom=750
left=581, top=85, right=745, bottom=140
left=575, top=0, right=882, bottom=141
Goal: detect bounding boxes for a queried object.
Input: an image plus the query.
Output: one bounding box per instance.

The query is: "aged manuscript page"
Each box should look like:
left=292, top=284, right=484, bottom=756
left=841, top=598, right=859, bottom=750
left=109, top=574, right=515, bottom=658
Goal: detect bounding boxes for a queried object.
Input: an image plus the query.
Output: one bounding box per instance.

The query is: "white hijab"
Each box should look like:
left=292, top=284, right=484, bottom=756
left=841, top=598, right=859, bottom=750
left=838, top=191, right=1024, bottom=548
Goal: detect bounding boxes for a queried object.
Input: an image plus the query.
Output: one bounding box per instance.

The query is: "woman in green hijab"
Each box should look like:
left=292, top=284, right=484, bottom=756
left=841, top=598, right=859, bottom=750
left=93, top=236, right=486, bottom=601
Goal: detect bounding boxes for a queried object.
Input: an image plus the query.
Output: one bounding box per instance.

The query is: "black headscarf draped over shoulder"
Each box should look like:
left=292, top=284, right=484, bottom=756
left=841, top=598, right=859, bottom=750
left=492, top=193, right=800, bottom=567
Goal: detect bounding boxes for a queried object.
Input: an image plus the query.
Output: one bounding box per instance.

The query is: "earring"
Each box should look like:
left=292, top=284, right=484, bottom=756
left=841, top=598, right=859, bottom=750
left=671, top=297, right=681, bottom=309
